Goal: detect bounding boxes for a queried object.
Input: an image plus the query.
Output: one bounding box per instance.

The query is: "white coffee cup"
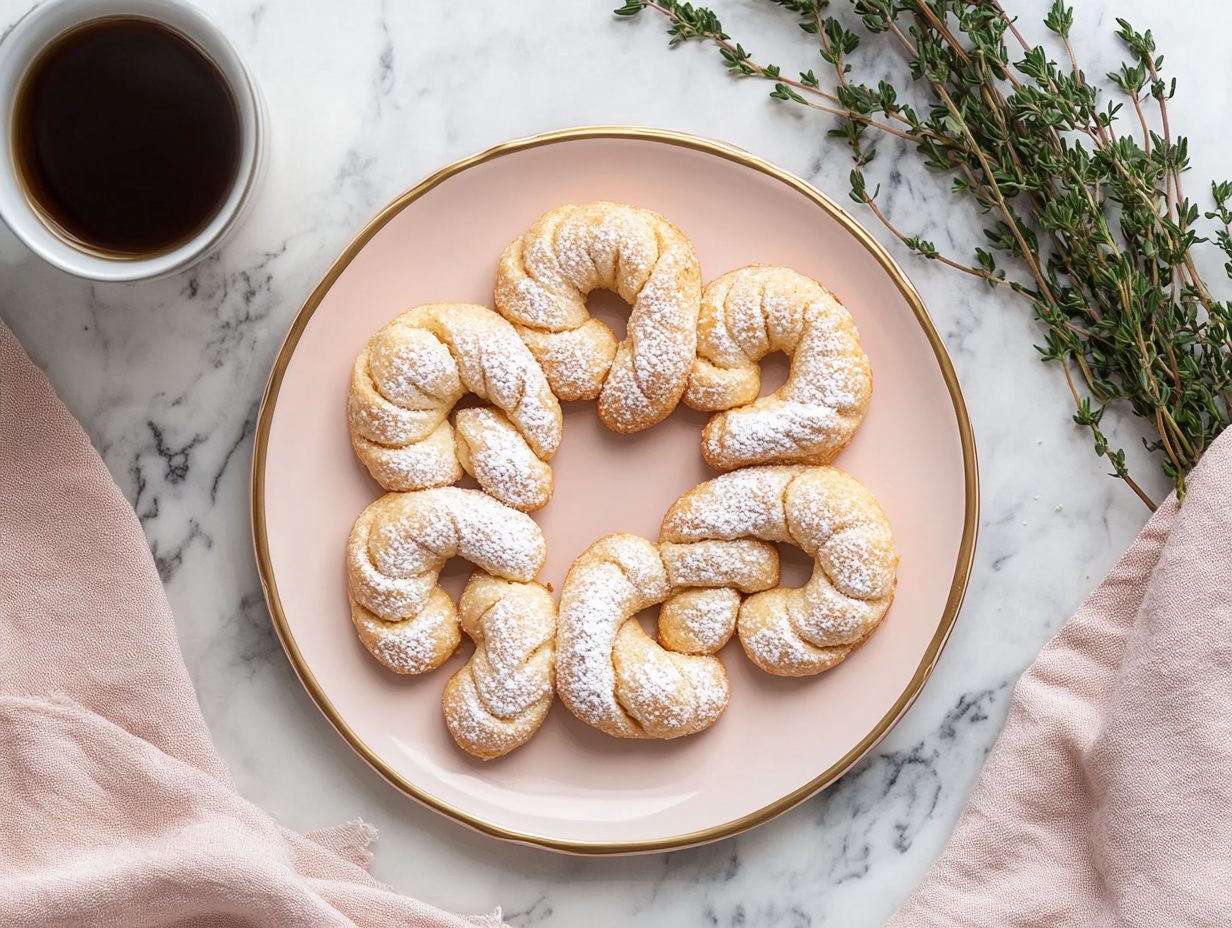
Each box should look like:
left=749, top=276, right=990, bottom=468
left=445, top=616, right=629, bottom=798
left=0, top=0, right=265, bottom=281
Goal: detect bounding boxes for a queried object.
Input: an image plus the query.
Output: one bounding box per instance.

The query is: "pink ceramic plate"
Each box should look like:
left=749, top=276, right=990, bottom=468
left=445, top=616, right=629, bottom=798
left=252, top=128, right=978, bottom=854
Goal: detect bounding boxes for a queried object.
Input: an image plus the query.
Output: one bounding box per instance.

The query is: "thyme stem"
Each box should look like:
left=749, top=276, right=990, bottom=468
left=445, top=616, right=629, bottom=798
left=618, top=0, right=1232, bottom=505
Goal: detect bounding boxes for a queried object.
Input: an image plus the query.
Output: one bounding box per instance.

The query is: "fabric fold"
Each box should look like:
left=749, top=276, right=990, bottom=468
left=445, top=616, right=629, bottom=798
left=0, top=318, right=501, bottom=928
left=888, top=431, right=1232, bottom=926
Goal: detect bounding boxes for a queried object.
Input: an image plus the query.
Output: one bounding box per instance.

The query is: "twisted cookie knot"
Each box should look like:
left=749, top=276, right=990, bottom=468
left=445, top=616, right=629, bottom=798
left=346, top=488, right=546, bottom=674
left=660, top=466, right=898, bottom=676
left=684, top=266, right=872, bottom=471
left=348, top=303, right=562, bottom=511
left=555, top=534, right=740, bottom=740
left=494, top=201, right=701, bottom=433
left=443, top=574, right=557, bottom=760
left=657, top=537, right=780, bottom=654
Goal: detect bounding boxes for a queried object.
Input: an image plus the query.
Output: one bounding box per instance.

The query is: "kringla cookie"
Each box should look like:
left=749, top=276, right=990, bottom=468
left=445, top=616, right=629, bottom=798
left=555, top=533, right=767, bottom=740
left=348, top=303, right=562, bottom=511
left=345, top=487, right=546, bottom=675
left=685, top=265, right=872, bottom=471
left=494, top=201, right=701, bottom=433
left=443, top=573, right=557, bottom=760
left=659, top=465, right=898, bottom=676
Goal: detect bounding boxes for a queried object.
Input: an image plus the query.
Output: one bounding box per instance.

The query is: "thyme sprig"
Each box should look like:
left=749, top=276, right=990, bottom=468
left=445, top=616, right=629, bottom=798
left=616, top=0, right=1232, bottom=508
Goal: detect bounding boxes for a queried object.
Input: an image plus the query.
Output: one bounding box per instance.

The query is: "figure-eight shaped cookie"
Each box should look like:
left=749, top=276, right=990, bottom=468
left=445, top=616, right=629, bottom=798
left=555, top=533, right=777, bottom=739
left=348, top=303, right=562, bottom=511
left=347, top=488, right=556, bottom=758
left=494, top=201, right=701, bottom=433
left=660, top=465, right=898, bottom=676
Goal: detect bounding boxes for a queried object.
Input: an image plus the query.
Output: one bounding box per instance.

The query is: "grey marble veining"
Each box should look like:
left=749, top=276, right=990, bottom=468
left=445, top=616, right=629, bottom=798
left=2, top=0, right=1227, bottom=923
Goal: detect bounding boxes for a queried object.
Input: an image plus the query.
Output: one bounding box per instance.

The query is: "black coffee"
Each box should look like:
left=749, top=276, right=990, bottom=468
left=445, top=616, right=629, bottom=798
left=13, top=18, right=241, bottom=257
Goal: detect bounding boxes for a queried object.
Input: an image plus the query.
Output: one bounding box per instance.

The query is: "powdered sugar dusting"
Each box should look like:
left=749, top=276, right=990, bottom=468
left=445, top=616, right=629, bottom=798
left=368, top=325, right=462, bottom=408
left=557, top=560, right=639, bottom=731
left=676, top=592, right=737, bottom=647
left=704, top=399, right=849, bottom=468
left=351, top=421, right=461, bottom=493
left=347, top=512, right=438, bottom=620
left=660, top=588, right=739, bottom=655
left=441, top=574, right=557, bottom=759
left=494, top=201, right=701, bottom=432
left=373, top=634, right=438, bottom=673
left=659, top=539, right=778, bottom=593
left=455, top=407, right=552, bottom=511
left=443, top=666, right=553, bottom=760
left=610, top=612, right=729, bottom=739
left=437, top=307, right=561, bottom=459
left=687, top=265, right=872, bottom=470
left=365, top=605, right=455, bottom=673
left=349, top=352, right=453, bottom=447
left=349, top=304, right=561, bottom=507
left=463, top=577, right=555, bottom=719
left=346, top=488, right=546, bottom=630
left=351, top=587, right=459, bottom=675
left=660, top=466, right=899, bottom=675
left=556, top=534, right=731, bottom=739
left=554, top=202, right=657, bottom=300
left=740, top=618, right=845, bottom=677
left=660, top=467, right=797, bottom=544
left=818, top=527, right=892, bottom=599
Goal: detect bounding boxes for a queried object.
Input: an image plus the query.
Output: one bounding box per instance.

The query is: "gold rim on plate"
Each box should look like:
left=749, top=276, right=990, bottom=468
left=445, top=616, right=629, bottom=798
left=250, top=126, right=980, bottom=855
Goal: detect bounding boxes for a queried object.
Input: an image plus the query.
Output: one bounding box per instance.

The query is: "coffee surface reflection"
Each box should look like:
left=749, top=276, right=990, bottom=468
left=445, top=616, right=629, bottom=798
left=13, top=17, right=241, bottom=257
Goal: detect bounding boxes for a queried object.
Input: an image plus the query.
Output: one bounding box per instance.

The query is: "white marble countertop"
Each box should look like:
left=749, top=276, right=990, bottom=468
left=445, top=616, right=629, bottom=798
left=3, top=0, right=1228, bottom=923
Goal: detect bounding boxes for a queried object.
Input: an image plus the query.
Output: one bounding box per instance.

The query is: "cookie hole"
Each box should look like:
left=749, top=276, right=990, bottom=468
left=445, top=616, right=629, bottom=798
left=449, top=395, right=486, bottom=493
left=758, top=350, right=791, bottom=398
left=451, top=393, right=488, bottom=414
left=634, top=605, right=661, bottom=640
left=586, top=288, right=631, bottom=341
left=776, top=542, right=813, bottom=589
left=437, top=555, right=476, bottom=602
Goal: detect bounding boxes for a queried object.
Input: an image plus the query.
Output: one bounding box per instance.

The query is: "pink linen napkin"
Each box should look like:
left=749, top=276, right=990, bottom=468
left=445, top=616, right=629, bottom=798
left=0, top=318, right=502, bottom=928
left=888, top=429, right=1232, bottom=923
